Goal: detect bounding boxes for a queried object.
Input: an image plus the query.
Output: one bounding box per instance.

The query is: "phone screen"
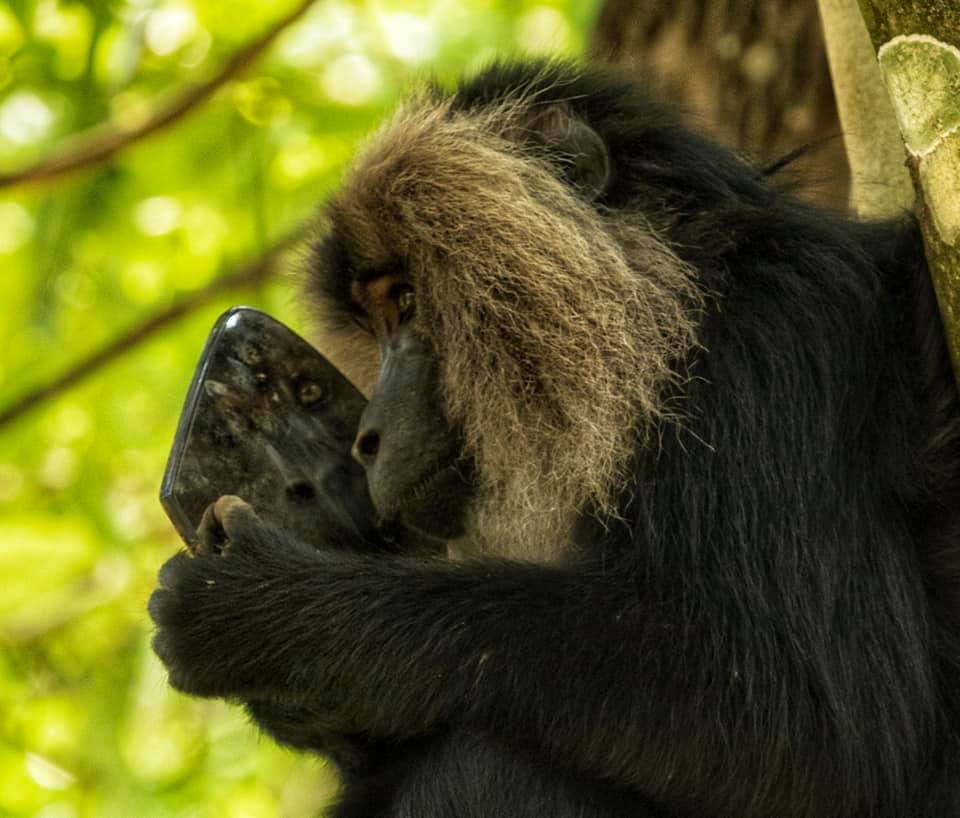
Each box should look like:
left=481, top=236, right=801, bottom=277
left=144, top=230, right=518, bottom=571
left=160, top=307, right=380, bottom=550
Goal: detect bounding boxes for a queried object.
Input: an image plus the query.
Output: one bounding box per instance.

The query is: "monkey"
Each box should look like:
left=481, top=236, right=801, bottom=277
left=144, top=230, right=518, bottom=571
left=149, top=59, right=960, bottom=817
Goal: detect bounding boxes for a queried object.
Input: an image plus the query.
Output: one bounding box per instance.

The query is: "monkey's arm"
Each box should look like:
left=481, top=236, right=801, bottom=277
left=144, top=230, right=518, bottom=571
left=244, top=699, right=397, bottom=776
left=150, top=499, right=777, bottom=804
left=151, top=501, right=648, bottom=772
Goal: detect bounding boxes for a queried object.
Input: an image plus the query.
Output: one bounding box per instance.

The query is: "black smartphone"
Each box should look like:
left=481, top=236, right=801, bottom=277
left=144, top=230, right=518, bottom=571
left=160, top=307, right=380, bottom=551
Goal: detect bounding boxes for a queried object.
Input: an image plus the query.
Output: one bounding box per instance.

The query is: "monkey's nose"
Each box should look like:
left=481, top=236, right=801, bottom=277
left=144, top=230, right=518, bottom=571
left=352, top=429, right=381, bottom=467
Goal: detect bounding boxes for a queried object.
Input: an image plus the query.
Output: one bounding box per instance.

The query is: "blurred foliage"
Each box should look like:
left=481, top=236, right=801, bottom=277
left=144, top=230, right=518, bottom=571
left=0, top=0, right=598, bottom=815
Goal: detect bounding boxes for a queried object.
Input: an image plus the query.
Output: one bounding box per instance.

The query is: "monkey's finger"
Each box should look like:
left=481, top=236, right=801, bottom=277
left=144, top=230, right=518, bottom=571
left=212, top=495, right=260, bottom=543
left=197, top=502, right=229, bottom=556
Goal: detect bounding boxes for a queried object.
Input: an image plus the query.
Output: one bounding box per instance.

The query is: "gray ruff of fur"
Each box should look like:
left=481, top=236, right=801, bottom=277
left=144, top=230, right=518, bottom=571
left=311, top=90, right=703, bottom=562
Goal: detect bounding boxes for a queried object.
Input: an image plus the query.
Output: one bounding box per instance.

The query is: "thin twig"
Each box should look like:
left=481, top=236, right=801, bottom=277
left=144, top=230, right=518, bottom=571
left=0, top=0, right=317, bottom=190
left=0, top=223, right=311, bottom=429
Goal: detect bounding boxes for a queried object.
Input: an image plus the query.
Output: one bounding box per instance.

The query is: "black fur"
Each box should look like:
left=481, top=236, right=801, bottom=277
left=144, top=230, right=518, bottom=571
left=150, top=61, right=960, bottom=817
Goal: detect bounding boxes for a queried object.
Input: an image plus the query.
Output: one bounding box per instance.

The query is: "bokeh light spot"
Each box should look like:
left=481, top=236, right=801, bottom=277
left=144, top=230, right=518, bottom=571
left=278, top=2, right=356, bottom=68
left=381, top=13, right=437, bottom=62
left=25, top=754, right=75, bottom=791
left=38, top=447, right=78, bottom=491
left=0, top=91, right=54, bottom=144
left=514, top=6, right=571, bottom=53
left=0, top=463, right=23, bottom=503
left=34, top=803, right=78, bottom=818
left=133, top=196, right=182, bottom=236
left=0, top=4, right=24, bottom=54
left=322, top=53, right=381, bottom=106
left=183, top=203, right=228, bottom=256
left=0, top=202, right=34, bottom=253
left=145, top=4, right=198, bottom=56
left=121, top=260, right=167, bottom=304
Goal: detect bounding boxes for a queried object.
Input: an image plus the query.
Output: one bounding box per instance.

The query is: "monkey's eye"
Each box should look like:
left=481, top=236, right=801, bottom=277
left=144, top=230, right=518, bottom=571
left=397, top=287, right=416, bottom=320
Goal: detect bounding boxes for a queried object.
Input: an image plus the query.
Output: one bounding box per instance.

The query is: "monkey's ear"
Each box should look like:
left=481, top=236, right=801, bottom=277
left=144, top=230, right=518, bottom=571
left=524, top=105, right=610, bottom=201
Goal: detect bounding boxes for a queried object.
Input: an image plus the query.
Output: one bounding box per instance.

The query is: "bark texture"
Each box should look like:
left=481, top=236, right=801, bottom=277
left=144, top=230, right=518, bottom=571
left=816, top=0, right=915, bottom=216
left=591, top=0, right=851, bottom=207
left=858, top=0, right=960, bottom=382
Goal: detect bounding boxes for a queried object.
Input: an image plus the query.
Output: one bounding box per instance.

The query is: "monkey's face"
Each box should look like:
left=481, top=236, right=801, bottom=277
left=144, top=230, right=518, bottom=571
left=345, top=273, right=476, bottom=540
left=306, top=78, right=701, bottom=557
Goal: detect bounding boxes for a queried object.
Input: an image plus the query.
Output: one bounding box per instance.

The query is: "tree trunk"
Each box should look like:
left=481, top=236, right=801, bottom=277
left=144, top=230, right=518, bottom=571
left=857, top=0, right=960, bottom=382
left=590, top=0, right=851, bottom=208
left=815, top=0, right=915, bottom=216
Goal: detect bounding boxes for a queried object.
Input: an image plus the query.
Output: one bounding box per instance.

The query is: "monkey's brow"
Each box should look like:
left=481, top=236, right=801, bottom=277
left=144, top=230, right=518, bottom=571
left=344, top=299, right=368, bottom=318
left=353, top=269, right=380, bottom=284
left=354, top=266, right=400, bottom=284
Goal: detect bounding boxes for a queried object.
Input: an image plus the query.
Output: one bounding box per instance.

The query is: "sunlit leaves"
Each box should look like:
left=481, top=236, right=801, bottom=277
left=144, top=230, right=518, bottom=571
left=0, top=0, right=597, bottom=815
left=0, top=5, right=23, bottom=56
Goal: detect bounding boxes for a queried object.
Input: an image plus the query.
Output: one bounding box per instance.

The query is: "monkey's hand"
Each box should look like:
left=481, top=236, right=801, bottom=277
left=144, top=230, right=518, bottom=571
left=149, top=497, right=654, bottom=777
left=149, top=496, right=347, bottom=704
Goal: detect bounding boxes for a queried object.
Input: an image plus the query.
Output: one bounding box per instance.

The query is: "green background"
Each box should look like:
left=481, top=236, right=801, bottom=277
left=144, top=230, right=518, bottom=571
left=0, top=1, right=598, bottom=815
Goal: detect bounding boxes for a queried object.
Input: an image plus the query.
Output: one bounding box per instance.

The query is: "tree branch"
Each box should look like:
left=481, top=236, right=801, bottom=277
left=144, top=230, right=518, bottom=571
left=0, top=223, right=312, bottom=429
left=814, top=0, right=914, bottom=217
left=0, top=0, right=317, bottom=190
left=856, top=0, right=960, bottom=386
